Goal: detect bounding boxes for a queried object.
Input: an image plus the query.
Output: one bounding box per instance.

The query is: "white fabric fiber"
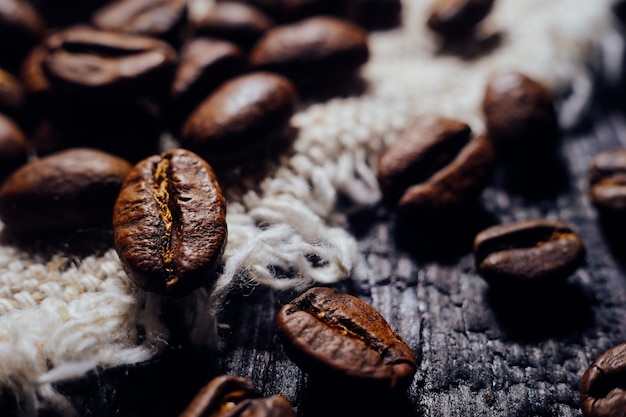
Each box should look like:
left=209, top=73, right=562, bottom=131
left=0, top=0, right=621, bottom=414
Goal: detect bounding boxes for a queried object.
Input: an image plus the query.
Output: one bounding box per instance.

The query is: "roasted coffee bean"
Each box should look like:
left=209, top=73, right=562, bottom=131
left=216, top=0, right=340, bottom=23
left=427, top=0, right=495, bottom=40
left=249, top=16, right=369, bottom=89
left=0, top=0, right=45, bottom=69
left=276, top=287, right=416, bottom=393
left=0, top=148, right=131, bottom=235
left=589, top=149, right=626, bottom=217
left=580, top=342, right=626, bottom=417
left=482, top=70, right=559, bottom=164
left=473, top=219, right=585, bottom=288
left=40, top=26, right=177, bottom=99
left=113, top=148, right=227, bottom=297
left=179, top=375, right=296, bottom=417
left=168, top=38, right=244, bottom=130
left=0, top=114, right=28, bottom=182
left=189, top=2, right=274, bottom=49
left=92, top=0, right=188, bottom=42
left=180, top=72, right=297, bottom=167
left=377, top=115, right=495, bottom=214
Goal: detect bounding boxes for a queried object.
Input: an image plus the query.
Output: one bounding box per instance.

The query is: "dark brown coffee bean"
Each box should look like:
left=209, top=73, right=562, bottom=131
left=91, top=0, right=188, bottom=41
left=216, top=0, right=340, bottom=23
left=113, top=148, right=227, bottom=297
left=168, top=38, right=244, bottom=130
left=0, top=113, right=28, bottom=182
left=580, top=342, right=626, bottom=417
left=189, top=2, right=275, bottom=49
left=40, top=26, right=178, bottom=99
left=473, top=219, right=585, bottom=287
left=0, top=0, right=46, bottom=69
left=180, top=72, right=297, bottom=168
left=427, top=0, right=495, bottom=39
left=377, top=115, right=495, bottom=214
left=21, top=44, right=51, bottom=97
left=179, top=375, right=296, bottom=417
left=588, top=149, right=626, bottom=216
left=276, top=287, right=416, bottom=393
left=249, top=16, right=369, bottom=88
left=0, top=148, right=132, bottom=235
left=482, top=71, right=559, bottom=164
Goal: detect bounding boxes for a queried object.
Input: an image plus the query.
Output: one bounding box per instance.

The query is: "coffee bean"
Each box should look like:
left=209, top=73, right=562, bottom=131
left=0, top=114, right=28, bottom=182
left=249, top=16, right=369, bottom=89
left=216, top=0, right=340, bottom=23
left=473, top=219, right=585, bottom=288
left=168, top=38, right=244, bottom=131
left=91, top=0, right=188, bottom=42
left=482, top=71, right=559, bottom=164
left=377, top=115, right=495, bottom=214
left=427, top=0, right=495, bottom=39
left=0, top=148, right=132, bottom=235
left=40, top=26, right=178, bottom=99
left=113, top=148, right=227, bottom=297
left=0, top=0, right=46, bottom=70
left=189, top=2, right=275, bottom=49
left=276, top=287, right=416, bottom=393
left=180, top=72, right=297, bottom=168
left=580, top=342, right=626, bottom=417
left=179, top=375, right=296, bottom=417
left=589, top=149, right=626, bottom=217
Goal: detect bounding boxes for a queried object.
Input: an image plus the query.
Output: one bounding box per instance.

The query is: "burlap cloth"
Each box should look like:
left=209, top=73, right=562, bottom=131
left=0, top=0, right=621, bottom=415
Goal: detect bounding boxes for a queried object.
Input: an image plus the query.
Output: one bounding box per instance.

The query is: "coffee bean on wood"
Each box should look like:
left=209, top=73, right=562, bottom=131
left=113, top=148, right=227, bottom=297
left=249, top=16, right=369, bottom=88
left=580, top=342, right=626, bottom=417
left=180, top=72, right=297, bottom=168
left=588, top=149, right=626, bottom=216
left=0, top=148, right=132, bottom=234
left=473, top=219, right=585, bottom=288
left=179, top=375, right=296, bottom=417
left=376, top=115, right=495, bottom=214
left=276, top=287, right=416, bottom=394
left=482, top=70, right=559, bottom=164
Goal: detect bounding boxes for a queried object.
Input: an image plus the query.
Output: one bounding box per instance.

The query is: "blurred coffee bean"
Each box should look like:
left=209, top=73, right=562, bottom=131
left=0, top=68, right=26, bottom=121
left=91, top=0, right=188, bottom=43
left=276, top=287, right=416, bottom=395
left=0, top=113, right=28, bottom=183
left=189, top=2, right=274, bottom=50
left=113, top=148, right=227, bottom=297
left=427, top=0, right=495, bottom=40
left=343, top=0, right=402, bottom=30
left=179, top=375, right=296, bottom=417
left=0, top=0, right=45, bottom=70
left=580, top=342, right=626, bottom=417
left=167, top=38, right=244, bottom=131
left=249, top=16, right=369, bottom=89
left=377, top=115, right=495, bottom=214
left=180, top=72, right=297, bottom=168
left=482, top=71, right=559, bottom=165
left=0, top=148, right=132, bottom=235
left=40, top=25, right=178, bottom=99
left=474, top=219, right=585, bottom=289
left=31, top=100, right=162, bottom=163
left=589, top=149, right=626, bottom=219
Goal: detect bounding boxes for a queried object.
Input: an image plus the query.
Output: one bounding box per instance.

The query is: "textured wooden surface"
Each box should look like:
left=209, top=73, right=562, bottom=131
left=36, top=97, right=626, bottom=417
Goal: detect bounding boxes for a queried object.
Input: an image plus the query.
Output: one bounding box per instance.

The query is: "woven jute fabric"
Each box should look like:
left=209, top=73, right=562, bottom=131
left=0, top=0, right=621, bottom=415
